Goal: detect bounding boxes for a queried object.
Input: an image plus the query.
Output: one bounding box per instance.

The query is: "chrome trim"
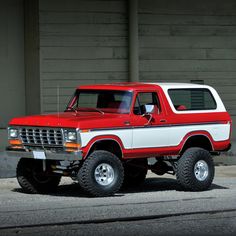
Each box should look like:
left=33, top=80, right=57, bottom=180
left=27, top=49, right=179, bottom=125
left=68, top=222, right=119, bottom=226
left=90, top=121, right=226, bottom=132
left=94, top=163, right=115, bottom=186
left=8, top=127, right=19, bottom=140
left=6, top=148, right=82, bottom=161
left=194, top=160, right=209, bottom=181
left=63, top=128, right=81, bottom=145
left=18, top=127, right=63, bottom=147
left=76, top=128, right=81, bottom=144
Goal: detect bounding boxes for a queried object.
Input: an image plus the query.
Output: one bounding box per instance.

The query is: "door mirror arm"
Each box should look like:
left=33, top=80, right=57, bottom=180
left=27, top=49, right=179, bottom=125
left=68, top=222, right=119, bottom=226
left=142, top=113, right=153, bottom=126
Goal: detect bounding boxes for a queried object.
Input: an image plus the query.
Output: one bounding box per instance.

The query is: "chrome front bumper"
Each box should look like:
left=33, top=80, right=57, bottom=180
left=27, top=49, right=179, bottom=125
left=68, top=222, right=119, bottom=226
left=6, top=147, right=83, bottom=161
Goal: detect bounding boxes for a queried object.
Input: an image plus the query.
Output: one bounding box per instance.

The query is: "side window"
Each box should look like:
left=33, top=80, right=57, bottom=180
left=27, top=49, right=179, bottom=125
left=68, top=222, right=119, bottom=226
left=133, top=92, right=161, bottom=115
left=168, top=89, right=217, bottom=111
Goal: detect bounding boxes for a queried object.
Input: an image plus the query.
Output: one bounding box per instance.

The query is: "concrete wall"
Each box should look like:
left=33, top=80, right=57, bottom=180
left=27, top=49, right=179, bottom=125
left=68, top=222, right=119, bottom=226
left=0, top=0, right=25, bottom=129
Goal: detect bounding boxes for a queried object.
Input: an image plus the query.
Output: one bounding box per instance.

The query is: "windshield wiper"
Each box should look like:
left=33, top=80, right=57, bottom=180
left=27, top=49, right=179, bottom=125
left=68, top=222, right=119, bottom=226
left=66, top=106, right=78, bottom=114
left=66, top=106, right=104, bottom=115
left=78, top=107, right=104, bottom=115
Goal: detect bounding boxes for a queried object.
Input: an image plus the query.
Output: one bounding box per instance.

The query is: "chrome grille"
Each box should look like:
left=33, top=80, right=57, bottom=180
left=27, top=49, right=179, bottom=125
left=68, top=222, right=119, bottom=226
left=19, top=127, right=63, bottom=147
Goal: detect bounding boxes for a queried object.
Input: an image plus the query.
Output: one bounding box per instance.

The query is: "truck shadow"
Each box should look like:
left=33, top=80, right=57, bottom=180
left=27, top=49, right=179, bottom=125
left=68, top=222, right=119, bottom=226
left=12, top=177, right=228, bottom=198
left=120, top=178, right=228, bottom=194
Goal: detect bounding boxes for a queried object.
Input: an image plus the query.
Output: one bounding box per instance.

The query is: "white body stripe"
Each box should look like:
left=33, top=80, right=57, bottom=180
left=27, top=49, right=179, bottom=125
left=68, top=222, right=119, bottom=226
left=168, top=123, right=230, bottom=145
left=81, top=123, right=230, bottom=149
left=81, top=129, right=133, bottom=149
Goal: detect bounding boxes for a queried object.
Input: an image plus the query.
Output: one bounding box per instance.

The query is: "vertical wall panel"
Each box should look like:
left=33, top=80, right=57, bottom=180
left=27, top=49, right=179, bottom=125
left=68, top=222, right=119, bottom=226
left=0, top=0, right=25, bottom=128
left=39, top=0, right=128, bottom=113
left=24, top=0, right=41, bottom=115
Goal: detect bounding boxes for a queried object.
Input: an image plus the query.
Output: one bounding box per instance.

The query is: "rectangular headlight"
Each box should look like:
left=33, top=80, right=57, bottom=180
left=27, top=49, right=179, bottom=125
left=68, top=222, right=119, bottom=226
left=67, top=131, right=77, bottom=141
left=63, top=129, right=80, bottom=143
left=8, top=128, right=18, bottom=139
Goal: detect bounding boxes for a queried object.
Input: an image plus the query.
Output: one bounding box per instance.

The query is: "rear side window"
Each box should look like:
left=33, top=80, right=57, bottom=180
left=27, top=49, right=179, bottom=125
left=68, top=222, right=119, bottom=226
left=168, top=89, right=217, bottom=111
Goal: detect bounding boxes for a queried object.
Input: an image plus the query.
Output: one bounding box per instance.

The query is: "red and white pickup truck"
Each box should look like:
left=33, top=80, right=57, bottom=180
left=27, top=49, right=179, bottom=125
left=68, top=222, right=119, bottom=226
left=7, top=82, right=231, bottom=197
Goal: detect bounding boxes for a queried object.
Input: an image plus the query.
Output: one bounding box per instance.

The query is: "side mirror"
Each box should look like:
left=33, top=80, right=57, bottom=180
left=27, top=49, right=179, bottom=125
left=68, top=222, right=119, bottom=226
left=144, top=104, right=155, bottom=114
left=142, top=105, right=154, bottom=125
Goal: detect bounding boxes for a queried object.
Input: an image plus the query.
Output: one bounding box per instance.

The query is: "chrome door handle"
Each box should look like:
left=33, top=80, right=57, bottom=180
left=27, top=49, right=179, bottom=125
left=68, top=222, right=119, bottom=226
left=160, top=119, right=166, bottom=123
left=124, top=121, right=130, bottom=125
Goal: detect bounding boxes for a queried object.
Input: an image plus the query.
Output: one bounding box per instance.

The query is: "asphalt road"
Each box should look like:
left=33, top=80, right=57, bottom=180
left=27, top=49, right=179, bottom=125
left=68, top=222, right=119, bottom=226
left=0, top=166, right=236, bottom=236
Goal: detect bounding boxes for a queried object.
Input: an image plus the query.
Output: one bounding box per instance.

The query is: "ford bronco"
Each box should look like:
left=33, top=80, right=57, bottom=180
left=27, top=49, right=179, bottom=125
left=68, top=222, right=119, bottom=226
left=6, top=83, right=231, bottom=197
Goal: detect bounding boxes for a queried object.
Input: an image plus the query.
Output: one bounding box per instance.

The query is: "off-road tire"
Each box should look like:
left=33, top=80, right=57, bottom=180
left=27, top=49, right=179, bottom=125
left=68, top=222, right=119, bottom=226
left=123, top=159, right=148, bottom=187
left=16, top=158, right=61, bottom=194
left=176, top=147, right=214, bottom=191
left=77, top=151, right=124, bottom=197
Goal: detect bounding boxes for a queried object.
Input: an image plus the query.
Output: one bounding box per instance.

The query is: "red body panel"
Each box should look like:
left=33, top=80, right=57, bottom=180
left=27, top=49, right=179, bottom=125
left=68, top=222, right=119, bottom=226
left=9, top=113, right=132, bottom=130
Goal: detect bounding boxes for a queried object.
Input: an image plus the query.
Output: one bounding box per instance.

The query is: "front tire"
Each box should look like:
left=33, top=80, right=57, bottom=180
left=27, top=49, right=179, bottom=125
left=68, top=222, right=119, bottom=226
left=16, top=158, right=61, bottom=194
left=176, top=147, right=214, bottom=191
left=77, top=151, right=124, bottom=197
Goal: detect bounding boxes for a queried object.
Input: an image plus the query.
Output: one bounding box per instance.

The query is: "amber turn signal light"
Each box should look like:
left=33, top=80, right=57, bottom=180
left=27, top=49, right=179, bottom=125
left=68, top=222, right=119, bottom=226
left=9, top=139, right=22, bottom=145
left=64, top=142, right=81, bottom=149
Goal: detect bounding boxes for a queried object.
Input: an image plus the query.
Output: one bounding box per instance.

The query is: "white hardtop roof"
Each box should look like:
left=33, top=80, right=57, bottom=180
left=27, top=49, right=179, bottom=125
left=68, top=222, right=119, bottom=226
left=150, top=82, right=226, bottom=113
left=149, top=82, right=212, bottom=89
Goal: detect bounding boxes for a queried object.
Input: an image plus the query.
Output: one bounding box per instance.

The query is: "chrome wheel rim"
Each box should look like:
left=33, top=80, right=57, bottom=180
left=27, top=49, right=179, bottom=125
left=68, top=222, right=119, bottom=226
left=94, top=163, right=114, bottom=186
left=194, top=160, right=209, bottom=181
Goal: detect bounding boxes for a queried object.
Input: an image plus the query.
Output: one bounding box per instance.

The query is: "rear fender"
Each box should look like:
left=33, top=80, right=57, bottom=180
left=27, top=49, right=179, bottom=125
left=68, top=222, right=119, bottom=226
left=180, top=131, right=214, bottom=154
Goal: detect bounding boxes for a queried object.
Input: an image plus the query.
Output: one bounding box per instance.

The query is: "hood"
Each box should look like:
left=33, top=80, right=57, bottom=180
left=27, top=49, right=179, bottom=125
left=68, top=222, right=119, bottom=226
left=9, top=112, right=129, bottom=129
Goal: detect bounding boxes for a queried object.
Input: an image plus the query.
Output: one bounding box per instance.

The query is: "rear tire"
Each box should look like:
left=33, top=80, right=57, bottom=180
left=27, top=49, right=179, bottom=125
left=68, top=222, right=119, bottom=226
left=176, top=147, right=214, bottom=191
left=16, top=158, right=61, bottom=194
left=77, top=150, right=124, bottom=197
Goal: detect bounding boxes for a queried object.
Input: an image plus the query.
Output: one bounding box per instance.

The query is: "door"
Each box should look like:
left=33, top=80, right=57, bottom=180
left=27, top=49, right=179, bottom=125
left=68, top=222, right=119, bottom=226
left=131, top=92, right=169, bottom=149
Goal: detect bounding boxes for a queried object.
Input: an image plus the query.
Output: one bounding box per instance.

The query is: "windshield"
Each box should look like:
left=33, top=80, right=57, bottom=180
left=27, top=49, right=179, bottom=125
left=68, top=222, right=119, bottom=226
left=66, top=90, right=133, bottom=114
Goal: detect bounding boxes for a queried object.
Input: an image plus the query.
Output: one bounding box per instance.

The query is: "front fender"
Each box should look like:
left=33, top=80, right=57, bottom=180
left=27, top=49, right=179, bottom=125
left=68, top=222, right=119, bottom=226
left=81, top=135, right=125, bottom=159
